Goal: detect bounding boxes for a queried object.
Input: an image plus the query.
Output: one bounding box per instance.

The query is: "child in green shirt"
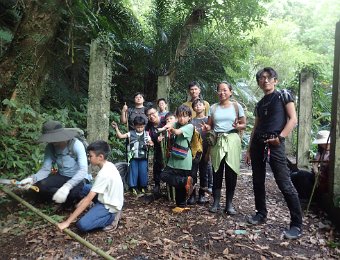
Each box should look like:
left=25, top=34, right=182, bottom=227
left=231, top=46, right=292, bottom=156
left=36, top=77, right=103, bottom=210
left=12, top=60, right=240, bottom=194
left=160, top=105, right=195, bottom=213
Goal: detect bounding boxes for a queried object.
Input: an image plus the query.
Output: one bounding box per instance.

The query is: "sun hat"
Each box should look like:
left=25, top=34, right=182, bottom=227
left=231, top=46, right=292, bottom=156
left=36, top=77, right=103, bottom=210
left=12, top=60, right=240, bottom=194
left=312, top=130, right=331, bottom=144
left=37, top=120, right=77, bottom=143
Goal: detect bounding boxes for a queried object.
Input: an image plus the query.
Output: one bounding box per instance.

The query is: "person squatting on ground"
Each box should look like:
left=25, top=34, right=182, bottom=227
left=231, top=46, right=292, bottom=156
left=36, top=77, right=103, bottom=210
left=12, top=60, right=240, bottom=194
left=202, top=81, right=246, bottom=215
left=291, top=130, right=331, bottom=202
left=19, top=120, right=90, bottom=205
left=245, top=67, right=303, bottom=240
left=145, top=106, right=166, bottom=196
left=57, top=141, right=124, bottom=232
left=112, top=116, right=152, bottom=194
left=188, top=98, right=213, bottom=205
left=182, top=81, right=210, bottom=118
left=160, top=105, right=195, bottom=212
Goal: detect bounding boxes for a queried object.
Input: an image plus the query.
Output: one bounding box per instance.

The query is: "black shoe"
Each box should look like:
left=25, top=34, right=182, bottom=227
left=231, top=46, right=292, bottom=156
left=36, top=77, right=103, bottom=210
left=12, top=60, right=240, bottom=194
left=187, top=194, right=196, bottom=205
left=283, top=226, right=302, bottom=239
left=209, top=189, right=221, bottom=213
left=224, top=205, right=237, bottom=215
left=247, top=213, right=267, bottom=225
left=153, top=184, right=160, bottom=194
left=197, top=194, right=207, bottom=204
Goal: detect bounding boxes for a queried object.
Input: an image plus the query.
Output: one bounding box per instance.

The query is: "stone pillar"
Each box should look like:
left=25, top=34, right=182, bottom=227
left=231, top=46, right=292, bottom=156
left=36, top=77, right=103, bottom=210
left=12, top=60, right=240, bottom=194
left=330, top=21, right=340, bottom=207
left=297, top=70, right=313, bottom=169
left=157, top=76, right=171, bottom=109
left=87, top=38, right=113, bottom=143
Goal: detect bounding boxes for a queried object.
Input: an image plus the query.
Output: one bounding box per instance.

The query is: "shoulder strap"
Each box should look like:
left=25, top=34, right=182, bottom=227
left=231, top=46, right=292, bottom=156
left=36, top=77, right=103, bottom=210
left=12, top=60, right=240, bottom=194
left=233, top=102, right=239, bottom=119
left=67, top=138, right=77, bottom=159
left=210, top=103, right=218, bottom=122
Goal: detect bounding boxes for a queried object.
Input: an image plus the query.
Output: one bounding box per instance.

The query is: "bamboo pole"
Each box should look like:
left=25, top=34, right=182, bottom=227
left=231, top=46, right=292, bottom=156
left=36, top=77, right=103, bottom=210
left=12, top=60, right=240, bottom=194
left=1, top=186, right=115, bottom=260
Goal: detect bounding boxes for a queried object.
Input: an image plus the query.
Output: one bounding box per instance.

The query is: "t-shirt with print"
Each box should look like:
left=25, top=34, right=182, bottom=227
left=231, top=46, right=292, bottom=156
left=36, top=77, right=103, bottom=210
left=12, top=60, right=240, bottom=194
left=90, top=161, right=124, bottom=213
left=127, top=107, right=148, bottom=130
left=254, top=90, right=293, bottom=135
left=167, top=123, right=194, bottom=170
left=208, top=103, right=245, bottom=133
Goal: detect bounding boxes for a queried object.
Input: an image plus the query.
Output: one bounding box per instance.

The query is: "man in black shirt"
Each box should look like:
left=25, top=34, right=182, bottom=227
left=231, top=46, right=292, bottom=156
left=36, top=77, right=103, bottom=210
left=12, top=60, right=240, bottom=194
left=245, top=67, right=303, bottom=239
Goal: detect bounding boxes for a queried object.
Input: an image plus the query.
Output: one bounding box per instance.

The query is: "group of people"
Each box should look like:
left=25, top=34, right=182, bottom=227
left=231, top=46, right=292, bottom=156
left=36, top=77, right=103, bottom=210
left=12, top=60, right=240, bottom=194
left=17, top=67, right=332, bottom=240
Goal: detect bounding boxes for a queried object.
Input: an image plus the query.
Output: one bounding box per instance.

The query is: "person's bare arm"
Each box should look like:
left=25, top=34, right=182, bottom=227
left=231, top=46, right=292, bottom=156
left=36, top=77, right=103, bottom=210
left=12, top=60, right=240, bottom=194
left=120, top=103, right=128, bottom=124
left=57, top=191, right=97, bottom=230
left=111, top=121, right=129, bottom=139
left=245, top=117, right=259, bottom=165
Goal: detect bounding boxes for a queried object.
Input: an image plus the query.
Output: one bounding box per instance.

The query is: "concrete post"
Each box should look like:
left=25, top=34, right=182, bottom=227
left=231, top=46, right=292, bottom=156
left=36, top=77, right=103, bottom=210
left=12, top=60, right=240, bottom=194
left=297, top=71, right=313, bottom=169
left=87, top=38, right=113, bottom=143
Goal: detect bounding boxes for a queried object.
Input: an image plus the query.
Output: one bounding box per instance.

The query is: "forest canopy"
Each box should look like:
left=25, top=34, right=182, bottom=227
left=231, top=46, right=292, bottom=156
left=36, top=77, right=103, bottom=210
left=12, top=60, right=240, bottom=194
left=0, top=0, right=339, bottom=176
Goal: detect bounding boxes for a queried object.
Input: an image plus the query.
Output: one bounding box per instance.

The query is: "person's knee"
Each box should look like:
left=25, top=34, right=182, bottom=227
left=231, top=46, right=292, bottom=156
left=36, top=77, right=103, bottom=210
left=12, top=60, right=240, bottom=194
left=76, top=219, right=91, bottom=232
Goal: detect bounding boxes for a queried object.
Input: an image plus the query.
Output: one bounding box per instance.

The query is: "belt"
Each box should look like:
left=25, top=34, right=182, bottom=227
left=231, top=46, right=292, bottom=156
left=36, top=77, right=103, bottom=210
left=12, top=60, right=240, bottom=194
left=216, top=129, right=239, bottom=137
left=255, top=133, right=278, bottom=140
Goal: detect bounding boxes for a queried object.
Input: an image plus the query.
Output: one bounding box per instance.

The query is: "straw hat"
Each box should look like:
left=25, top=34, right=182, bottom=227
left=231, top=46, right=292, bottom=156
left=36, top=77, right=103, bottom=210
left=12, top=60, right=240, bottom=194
left=37, top=120, right=77, bottom=143
left=312, top=130, right=331, bottom=144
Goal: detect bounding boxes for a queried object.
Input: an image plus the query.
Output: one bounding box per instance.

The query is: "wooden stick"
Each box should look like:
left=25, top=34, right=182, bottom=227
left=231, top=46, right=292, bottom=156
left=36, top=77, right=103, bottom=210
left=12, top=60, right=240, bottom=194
left=1, top=186, right=115, bottom=260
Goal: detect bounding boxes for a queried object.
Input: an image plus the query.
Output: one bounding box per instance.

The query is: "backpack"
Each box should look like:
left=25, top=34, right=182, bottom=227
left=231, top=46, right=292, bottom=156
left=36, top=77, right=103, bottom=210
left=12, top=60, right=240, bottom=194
left=189, top=127, right=203, bottom=162
left=278, top=89, right=294, bottom=106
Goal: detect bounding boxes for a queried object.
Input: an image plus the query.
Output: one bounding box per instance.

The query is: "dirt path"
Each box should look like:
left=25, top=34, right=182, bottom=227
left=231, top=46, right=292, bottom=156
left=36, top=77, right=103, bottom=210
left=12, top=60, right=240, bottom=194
left=1, top=168, right=340, bottom=259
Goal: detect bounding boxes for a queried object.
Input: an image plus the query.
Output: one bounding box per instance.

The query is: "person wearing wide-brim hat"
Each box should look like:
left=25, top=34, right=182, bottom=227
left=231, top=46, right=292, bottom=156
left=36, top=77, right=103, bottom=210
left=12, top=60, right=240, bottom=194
left=311, top=130, right=331, bottom=193
left=19, top=120, right=89, bottom=205
left=290, top=130, right=331, bottom=204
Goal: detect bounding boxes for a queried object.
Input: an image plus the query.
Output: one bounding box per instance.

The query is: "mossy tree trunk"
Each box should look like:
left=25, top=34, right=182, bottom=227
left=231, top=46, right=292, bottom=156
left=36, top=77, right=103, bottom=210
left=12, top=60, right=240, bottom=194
left=87, top=37, right=113, bottom=143
left=0, top=0, right=65, bottom=110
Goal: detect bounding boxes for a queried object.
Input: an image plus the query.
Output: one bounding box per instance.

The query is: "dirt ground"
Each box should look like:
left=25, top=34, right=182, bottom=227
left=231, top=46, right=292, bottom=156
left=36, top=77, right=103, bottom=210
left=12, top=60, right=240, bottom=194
left=1, top=166, right=340, bottom=259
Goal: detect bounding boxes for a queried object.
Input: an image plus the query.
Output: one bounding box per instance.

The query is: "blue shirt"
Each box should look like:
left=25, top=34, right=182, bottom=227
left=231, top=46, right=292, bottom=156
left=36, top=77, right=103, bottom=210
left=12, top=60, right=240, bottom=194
left=208, top=103, right=245, bottom=133
left=33, top=139, right=89, bottom=187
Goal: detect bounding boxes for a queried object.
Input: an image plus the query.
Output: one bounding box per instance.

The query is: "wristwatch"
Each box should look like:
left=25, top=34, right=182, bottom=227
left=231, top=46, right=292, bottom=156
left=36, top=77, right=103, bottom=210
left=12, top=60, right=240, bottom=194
left=278, top=135, right=285, bottom=142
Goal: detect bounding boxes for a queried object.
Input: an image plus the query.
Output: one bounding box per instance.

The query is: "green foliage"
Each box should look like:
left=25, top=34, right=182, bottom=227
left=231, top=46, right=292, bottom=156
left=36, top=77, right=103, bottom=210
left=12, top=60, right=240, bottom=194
left=0, top=100, right=45, bottom=179
left=108, top=111, right=127, bottom=162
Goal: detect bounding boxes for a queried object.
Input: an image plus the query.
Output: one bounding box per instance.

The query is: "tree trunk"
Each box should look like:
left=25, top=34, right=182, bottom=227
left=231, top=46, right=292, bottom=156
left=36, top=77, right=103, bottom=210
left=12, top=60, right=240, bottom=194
left=157, top=9, right=205, bottom=99
left=87, top=38, right=113, bottom=143
left=0, top=0, right=64, bottom=110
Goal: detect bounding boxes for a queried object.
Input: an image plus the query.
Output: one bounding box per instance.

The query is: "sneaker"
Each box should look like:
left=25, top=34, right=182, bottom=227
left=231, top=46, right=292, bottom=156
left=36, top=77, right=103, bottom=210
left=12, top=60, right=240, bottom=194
left=283, top=226, right=302, bottom=240
left=131, top=188, right=138, bottom=196
left=247, top=213, right=267, bottom=225
left=185, top=176, right=194, bottom=199
left=141, top=188, right=146, bottom=194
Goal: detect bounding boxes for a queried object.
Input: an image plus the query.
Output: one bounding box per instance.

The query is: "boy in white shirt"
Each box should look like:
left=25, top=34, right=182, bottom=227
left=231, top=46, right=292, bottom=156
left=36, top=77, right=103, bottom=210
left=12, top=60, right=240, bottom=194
left=57, top=141, right=124, bottom=232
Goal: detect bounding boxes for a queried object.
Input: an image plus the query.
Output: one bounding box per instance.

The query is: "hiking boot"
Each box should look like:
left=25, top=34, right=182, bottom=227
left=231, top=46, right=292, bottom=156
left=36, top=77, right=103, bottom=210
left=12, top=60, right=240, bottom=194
left=224, top=204, right=237, bottom=215
left=153, top=184, right=160, bottom=194
left=197, top=189, right=208, bottom=204
left=131, top=188, right=138, bottom=196
left=185, top=176, right=194, bottom=200
left=140, top=188, right=146, bottom=194
left=209, top=189, right=221, bottom=213
left=247, top=213, right=267, bottom=225
left=283, top=226, right=302, bottom=240
left=187, top=188, right=196, bottom=205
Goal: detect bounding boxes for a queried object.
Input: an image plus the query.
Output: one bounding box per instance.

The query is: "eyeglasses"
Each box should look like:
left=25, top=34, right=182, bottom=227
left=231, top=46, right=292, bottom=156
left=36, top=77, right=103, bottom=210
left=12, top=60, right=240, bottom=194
left=147, top=111, right=157, bottom=117
left=259, top=76, right=276, bottom=82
